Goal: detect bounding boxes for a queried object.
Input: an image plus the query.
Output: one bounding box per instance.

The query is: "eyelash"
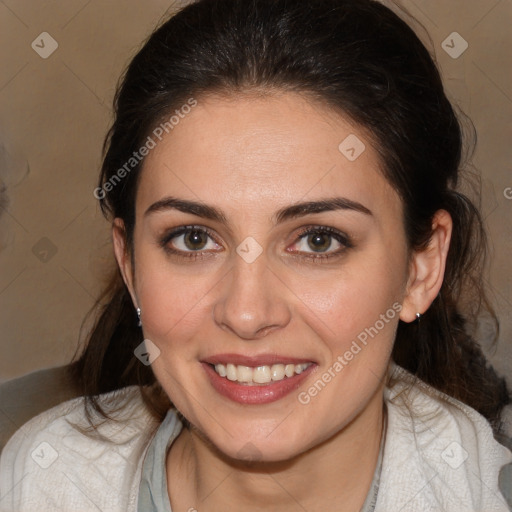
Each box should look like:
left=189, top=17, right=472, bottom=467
left=291, top=226, right=353, bottom=261
left=159, top=225, right=220, bottom=261
left=158, top=224, right=354, bottom=263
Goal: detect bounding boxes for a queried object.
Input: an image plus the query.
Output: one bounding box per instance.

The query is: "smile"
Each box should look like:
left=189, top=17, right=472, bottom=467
left=212, top=362, right=313, bottom=385
left=202, top=357, right=317, bottom=404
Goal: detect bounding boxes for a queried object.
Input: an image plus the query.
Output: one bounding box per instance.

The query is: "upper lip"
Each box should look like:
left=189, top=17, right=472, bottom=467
left=202, top=353, right=315, bottom=367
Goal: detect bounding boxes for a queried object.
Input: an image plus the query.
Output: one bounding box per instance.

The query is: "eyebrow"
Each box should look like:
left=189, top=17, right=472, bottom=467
left=144, top=196, right=372, bottom=226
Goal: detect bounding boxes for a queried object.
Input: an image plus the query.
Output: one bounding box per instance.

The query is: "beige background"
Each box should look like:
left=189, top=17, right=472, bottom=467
left=0, top=0, right=511, bottom=384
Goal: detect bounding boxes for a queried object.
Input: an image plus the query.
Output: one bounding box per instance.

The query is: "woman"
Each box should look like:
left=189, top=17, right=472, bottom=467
left=1, top=0, right=511, bottom=510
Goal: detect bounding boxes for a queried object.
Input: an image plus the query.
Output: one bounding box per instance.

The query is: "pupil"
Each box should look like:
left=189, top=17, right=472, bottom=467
left=308, top=233, right=330, bottom=252
left=185, top=230, right=207, bottom=250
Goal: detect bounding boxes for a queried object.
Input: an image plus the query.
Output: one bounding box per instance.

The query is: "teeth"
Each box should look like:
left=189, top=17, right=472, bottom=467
left=253, top=366, right=271, bottom=384
left=213, top=362, right=312, bottom=385
left=226, top=363, right=237, bottom=381
left=216, top=364, right=227, bottom=378
left=238, top=366, right=253, bottom=383
left=271, top=364, right=285, bottom=381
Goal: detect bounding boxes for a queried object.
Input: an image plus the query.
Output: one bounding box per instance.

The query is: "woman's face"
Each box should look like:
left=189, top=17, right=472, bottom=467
left=118, top=92, right=412, bottom=461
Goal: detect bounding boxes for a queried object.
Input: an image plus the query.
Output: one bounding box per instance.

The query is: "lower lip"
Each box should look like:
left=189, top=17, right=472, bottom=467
left=202, top=362, right=316, bottom=405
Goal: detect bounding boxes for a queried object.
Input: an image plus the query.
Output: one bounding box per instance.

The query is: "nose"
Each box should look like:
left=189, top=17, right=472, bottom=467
left=212, top=253, right=292, bottom=340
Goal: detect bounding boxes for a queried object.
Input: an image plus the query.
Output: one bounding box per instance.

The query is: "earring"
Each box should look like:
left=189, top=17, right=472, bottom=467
left=136, top=307, right=142, bottom=327
left=415, top=312, right=422, bottom=323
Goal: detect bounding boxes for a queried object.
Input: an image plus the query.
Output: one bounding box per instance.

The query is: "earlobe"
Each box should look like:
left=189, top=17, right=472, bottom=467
left=112, top=218, right=138, bottom=307
left=400, top=210, right=452, bottom=323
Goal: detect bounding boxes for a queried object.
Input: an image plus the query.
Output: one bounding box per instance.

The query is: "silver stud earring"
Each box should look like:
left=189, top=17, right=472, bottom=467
left=136, top=307, right=142, bottom=327
left=415, top=312, right=422, bottom=323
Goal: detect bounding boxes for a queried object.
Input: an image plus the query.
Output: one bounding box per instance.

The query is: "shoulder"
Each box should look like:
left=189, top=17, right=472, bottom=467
left=378, top=363, right=512, bottom=511
left=0, top=386, right=160, bottom=512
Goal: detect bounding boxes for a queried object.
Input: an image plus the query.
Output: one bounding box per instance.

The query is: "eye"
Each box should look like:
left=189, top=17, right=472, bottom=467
left=159, top=226, right=222, bottom=256
left=288, top=226, right=352, bottom=258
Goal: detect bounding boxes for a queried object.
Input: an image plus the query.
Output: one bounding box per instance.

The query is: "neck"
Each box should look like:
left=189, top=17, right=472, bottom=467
left=167, top=389, right=386, bottom=512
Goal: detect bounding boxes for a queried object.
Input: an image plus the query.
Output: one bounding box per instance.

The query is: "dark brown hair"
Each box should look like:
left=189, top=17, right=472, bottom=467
left=70, top=0, right=509, bottom=432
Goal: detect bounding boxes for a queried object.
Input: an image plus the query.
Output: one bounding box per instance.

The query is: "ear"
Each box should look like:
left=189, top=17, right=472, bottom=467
left=400, top=209, right=452, bottom=323
left=112, top=218, right=138, bottom=308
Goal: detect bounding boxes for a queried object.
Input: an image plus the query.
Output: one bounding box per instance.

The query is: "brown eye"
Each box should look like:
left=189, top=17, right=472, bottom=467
left=287, top=226, right=353, bottom=261
left=306, top=232, right=332, bottom=252
left=160, top=226, right=221, bottom=255
left=184, top=229, right=209, bottom=250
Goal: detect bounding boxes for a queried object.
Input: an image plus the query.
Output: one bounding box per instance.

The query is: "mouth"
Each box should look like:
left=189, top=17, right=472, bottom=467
left=201, top=354, right=317, bottom=405
left=209, top=362, right=313, bottom=385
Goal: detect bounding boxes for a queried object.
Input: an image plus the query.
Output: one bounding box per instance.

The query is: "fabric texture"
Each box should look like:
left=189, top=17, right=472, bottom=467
left=0, top=387, right=158, bottom=512
left=0, top=365, right=81, bottom=457
left=0, top=363, right=511, bottom=512
left=376, top=366, right=512, bottom=511
left=137, top=409, right=181, bottom=512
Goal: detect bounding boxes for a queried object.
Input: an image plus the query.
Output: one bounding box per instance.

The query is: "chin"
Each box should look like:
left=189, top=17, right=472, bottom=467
left=205, top=427, right=314, bottom=465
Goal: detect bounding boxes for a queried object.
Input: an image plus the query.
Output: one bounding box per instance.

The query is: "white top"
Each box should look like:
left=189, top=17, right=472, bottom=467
left=1, top=364, right=511, bottom=512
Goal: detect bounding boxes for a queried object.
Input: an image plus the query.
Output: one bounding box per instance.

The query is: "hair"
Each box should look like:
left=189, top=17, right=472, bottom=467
left=69, top=0, right=510, bottom=433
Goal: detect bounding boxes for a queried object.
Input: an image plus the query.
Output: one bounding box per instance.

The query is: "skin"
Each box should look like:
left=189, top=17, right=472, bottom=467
left=113, top=91, right=452, bottom=511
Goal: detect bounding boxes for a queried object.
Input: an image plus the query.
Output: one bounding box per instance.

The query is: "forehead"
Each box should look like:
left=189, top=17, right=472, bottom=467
left=136, top=92, right=401, bottom=220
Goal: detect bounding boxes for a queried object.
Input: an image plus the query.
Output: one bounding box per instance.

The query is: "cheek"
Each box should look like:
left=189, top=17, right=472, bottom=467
left=290, top=260, right=404, bottom=351
left=134, top=256, right=216, bottom=350
left=135, top=261, right=215, bottom=408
